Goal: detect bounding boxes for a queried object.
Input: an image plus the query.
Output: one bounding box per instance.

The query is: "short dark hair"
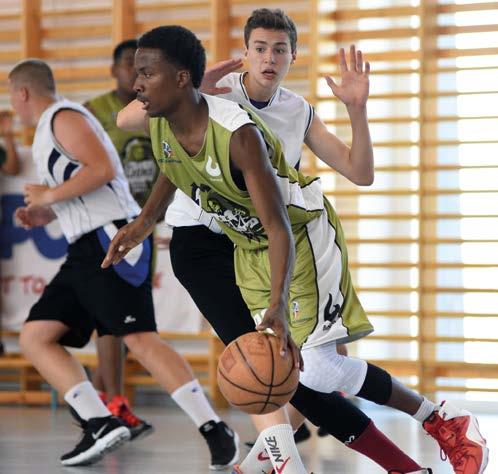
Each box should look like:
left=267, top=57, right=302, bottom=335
left=244, top=8, right=297, bottom=53
left=113, top=39, right=138, bottom=63
left=9, top=59, right=56, bottom=95
left=138, top=26, right=205, bottom=88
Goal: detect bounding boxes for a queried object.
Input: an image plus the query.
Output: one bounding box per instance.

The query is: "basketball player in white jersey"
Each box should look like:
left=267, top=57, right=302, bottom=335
left=8, top=59, right=238, bottom=469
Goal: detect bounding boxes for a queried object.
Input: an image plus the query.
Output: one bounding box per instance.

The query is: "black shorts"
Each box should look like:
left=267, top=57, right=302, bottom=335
left=27, top=220, right=156, bottom=348
left=169, top=225, right=255, bottom=346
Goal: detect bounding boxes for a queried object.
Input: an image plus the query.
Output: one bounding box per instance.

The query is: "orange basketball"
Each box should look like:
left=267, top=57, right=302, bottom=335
left=217, top=332, right=299, bottom=414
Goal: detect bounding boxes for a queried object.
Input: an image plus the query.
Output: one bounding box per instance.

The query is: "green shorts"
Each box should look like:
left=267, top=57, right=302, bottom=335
left=234, top=199, right=373, bottom=349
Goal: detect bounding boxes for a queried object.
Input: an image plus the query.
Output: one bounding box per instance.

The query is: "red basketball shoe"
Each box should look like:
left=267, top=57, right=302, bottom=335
left=423, top=401, right=488, bottom=474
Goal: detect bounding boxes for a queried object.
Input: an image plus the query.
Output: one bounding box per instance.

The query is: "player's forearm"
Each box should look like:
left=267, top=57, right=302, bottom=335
left=138, top=173, right=177, bottom=228
left=347, top=105, right=374, bottom=186
left=116, top=99, right=147, bottom=132
left=267, top=220, right=296, bottom=310
left=1, top=135, right=21, bottom=175
left=48, top=164, right=115, bottom=204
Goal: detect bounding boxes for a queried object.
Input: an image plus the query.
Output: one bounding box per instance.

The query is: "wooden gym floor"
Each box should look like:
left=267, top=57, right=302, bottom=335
left=0, top=402, right=495, bottom=473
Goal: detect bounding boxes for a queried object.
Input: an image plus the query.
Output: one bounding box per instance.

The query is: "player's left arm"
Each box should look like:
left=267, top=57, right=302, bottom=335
left=23, top=109, right=116, bottom=207
left=230, top=124, right=300, bottom=364
left=304, top=45, right=374, bottom=186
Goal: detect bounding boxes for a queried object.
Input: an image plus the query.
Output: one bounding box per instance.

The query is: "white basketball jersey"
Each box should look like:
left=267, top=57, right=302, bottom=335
left=165, top=72, right=314, bottom=232
left=32, top=99, right=140, bottom=243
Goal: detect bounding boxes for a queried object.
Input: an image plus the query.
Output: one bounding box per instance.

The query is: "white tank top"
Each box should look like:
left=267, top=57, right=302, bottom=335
left=32, top=99, right=140, bottom=243
left=165, top=72, right=314, bottom=232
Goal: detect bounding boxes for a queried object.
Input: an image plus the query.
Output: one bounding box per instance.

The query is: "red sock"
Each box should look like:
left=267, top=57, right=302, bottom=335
left=348, top=420, right=422, bottom=473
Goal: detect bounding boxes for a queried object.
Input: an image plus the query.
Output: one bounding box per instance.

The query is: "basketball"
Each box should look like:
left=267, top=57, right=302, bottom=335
left=217, top=332, right=300, bottom=415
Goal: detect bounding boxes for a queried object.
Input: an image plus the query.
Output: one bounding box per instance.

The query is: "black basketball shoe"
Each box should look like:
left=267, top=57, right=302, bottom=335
left=60, top=415, right=130, bottom=466
left=199, top=420, right=240, bottom=470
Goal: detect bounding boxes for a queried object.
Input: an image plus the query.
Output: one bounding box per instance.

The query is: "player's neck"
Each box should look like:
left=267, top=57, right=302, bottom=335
left=114, top=88, right=136, bottom=106
left=32, top=95, right=59, bottom=125
left=168, top=91, right=208, bottom=155
left=243, top=72, right=279, bottom=102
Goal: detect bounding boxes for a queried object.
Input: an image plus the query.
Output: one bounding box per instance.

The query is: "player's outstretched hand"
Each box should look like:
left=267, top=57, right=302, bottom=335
left=200, top=58, right=244, bottom=95
left=325, top=44, right=370, bottom=108
left=256, top=305, right=304, bottom=371
left=101, top=216, right=154, bottom=268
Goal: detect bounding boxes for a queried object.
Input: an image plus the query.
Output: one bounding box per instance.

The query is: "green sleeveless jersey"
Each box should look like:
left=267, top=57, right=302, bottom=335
left=86, top=91, right=158, bottom=207
left=149, top=94, right=324, bottom=250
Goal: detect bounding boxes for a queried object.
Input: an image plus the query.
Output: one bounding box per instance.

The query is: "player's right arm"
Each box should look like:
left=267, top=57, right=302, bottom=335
left=116, top=99, right=149, bottom=133
left=230, top=124, right=301, bottom=368
left=101, top=172, right=177, bottom=268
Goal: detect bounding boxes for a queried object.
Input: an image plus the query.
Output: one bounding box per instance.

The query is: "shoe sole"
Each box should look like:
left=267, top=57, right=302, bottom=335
left=209, top=432, right=240, bottom=471
left=466, top=412, right=489, bottom=474
left=61, top=426, right=131, bottom=466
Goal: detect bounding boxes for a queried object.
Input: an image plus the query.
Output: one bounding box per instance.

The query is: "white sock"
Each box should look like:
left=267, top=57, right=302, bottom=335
left=64, top=381, right=111, bottom=421
left=171, top=379, right=220, bottom=428
left=412, top=397, right=437, bottom=423
left=239, top=436, right=273, bottom=474
left=261, top=424, right=307, bottom=474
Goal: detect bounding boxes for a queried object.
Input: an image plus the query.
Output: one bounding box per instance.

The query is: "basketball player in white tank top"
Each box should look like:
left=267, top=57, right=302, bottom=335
left=9, top=59, right=239, bottom=469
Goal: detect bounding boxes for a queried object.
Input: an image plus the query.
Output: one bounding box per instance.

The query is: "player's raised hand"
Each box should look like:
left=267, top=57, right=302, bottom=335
left=200, top=58, right=244, bottom=95
left=101, top=216, right=154, bottom=268
left=325, top=45, right=370, bottom=108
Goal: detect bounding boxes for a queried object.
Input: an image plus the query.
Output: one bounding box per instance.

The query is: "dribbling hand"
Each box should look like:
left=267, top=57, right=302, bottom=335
left=256, top=305, right=304, bottom=371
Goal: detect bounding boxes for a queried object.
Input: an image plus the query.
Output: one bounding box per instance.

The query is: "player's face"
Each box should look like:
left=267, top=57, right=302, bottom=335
left=112, top=48, right=137, bottom=97
left=7, top=79, right=31, bottom=127
left=133, top=48, right=179, bottom=117
left=245, top=28, right=296, bottom=88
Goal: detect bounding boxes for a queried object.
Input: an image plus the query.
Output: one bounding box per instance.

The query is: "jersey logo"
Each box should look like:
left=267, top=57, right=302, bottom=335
left=323, top=294, right=341, bottom=331
left=162, top=141, right=172, bottom=158
left=206, top=155, right=221, bottom=177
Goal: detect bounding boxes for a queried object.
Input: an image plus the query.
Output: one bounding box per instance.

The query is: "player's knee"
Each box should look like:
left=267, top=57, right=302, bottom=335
left=123, top=332, right=154, bottom=358
left=19, top=321, right=55, bottom=357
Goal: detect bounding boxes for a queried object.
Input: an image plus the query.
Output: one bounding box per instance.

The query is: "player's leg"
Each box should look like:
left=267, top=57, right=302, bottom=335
left=90, top=228, right=238, bottom=470
left=21, top=267, right=130, bottom=466
left=171, top=225, right=424, bottom=474
left=88, top=333, right=154, bottom=441
left=91, top=335, right=123, bottom=399
left=298, top=201, right=488, bottom=474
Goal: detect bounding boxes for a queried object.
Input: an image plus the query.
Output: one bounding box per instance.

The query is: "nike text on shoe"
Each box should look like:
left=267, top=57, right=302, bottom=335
left=106, top=394, right=154, bottom=441
left=60, top=415, right=130, bottom=466
left=200, top=420, right=240, bottom=470
left=423, top=401, right=489, bottom=474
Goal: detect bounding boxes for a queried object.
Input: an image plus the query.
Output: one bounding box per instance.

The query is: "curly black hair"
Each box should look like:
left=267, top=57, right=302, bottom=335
left=138, top=25, right=206, bottom=88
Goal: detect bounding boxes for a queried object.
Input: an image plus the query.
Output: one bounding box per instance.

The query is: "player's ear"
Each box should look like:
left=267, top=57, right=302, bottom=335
left=177, top=69, right=190, bottom=88
left=291, top=51, right=297, bottom=65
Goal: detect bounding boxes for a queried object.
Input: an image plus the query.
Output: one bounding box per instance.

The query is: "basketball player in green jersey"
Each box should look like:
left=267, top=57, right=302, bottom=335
left=105, top=24, right=488, bottom=474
